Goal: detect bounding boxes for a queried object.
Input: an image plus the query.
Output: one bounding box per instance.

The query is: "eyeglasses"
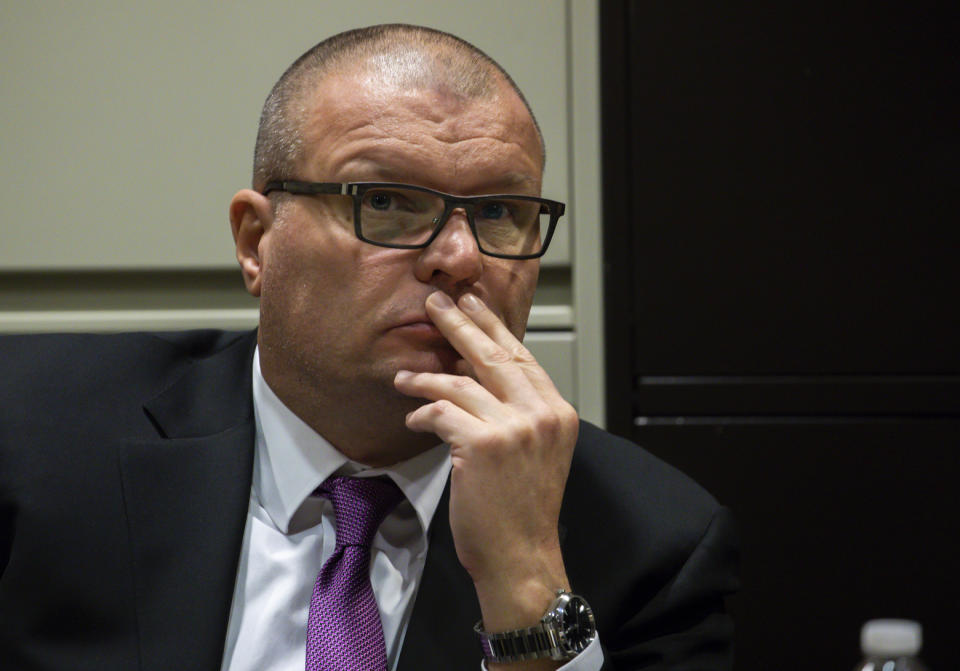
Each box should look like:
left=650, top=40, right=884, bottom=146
left=261, top=181, right=564, bottom=259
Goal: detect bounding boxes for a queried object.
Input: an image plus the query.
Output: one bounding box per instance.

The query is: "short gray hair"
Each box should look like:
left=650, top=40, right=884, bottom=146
left=252, top=24, right=544, bottom=192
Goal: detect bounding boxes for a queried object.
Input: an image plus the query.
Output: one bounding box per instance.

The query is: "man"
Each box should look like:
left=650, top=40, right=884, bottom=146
left=0, top=24, right=737, bottom=671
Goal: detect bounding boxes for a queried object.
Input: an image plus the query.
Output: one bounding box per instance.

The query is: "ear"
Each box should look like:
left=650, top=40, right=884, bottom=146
left=229, top=189, right=273, bottom=297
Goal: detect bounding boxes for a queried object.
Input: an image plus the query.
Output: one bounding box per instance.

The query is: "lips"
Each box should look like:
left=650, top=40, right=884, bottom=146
left=392, top=320, right=443, bottom=335
left=394, top=312, right=431, bottom=326
left=388, top=314, right=445, bottom=339
left=390, top=311, right=430, bottom=328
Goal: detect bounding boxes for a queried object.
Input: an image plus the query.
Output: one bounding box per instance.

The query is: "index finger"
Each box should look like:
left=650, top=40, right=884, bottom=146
left=426, top=291, right=562, bottom=403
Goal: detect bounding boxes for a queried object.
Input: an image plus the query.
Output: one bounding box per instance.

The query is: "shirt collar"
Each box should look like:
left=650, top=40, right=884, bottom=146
left=251, top=347, right=450, bottom=536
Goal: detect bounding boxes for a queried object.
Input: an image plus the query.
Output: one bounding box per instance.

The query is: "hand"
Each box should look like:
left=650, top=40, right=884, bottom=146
left=394, top=290, right=580, bottom=638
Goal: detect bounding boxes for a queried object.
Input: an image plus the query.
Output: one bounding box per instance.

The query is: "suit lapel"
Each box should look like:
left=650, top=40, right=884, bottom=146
left=118, top=331, right=256, bottom=671
left=397, top=478, right=573, bottom=669
left=397, top=481, right=480, bottom=670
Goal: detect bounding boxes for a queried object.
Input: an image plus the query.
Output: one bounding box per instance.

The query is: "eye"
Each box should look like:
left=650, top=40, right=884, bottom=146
left=479, top=201, right=508, bottom=220
left=368, top=192, right=393, bottom=210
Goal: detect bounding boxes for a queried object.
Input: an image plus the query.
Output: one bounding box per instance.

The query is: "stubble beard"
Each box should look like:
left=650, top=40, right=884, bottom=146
left=261, top=328, right=444, bottom=464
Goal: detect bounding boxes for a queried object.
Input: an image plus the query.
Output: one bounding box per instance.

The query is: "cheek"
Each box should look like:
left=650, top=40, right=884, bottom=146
left=486, top=262, right=540, bottom=338
left=270, top=239, right=411, bottom=329
left=349, top=251, right=419, bottom=312
left=259, top=223, right=354, bottom=318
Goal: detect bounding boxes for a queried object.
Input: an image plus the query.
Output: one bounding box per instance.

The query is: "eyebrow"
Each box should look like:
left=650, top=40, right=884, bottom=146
left=484, top=171, right=541, bottom=192
left=342, top=162, right=540, bottom=195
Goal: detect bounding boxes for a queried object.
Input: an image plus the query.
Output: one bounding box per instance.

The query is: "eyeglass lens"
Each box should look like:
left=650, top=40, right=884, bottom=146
left=359, top=186, right=545, bottom=256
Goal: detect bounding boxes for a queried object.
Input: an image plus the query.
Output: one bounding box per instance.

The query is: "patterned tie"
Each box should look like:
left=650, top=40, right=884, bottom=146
left=306, top=476, right=405, bottom=671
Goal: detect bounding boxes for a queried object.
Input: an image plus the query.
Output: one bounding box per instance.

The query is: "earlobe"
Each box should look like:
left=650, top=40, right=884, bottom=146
left=229, top=189, right=272, bottom=297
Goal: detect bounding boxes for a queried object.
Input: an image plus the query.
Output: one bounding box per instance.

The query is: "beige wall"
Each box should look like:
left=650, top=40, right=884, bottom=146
left=0, top=0, right=605, bottom=425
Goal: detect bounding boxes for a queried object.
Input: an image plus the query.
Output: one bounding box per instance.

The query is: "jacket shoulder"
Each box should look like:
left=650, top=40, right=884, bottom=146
left=564, top=420, right=729, bottom=584
left=567, top=422, right=738, bottom=669
left=0, top=329, right=253, bottom=427
left=571, top=420, right=721, bottom=515
left=0, top=330, right=248, bottom=386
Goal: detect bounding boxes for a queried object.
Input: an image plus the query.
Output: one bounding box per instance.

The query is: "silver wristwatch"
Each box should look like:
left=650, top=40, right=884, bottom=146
left=474, top=589, right=597, bottom=664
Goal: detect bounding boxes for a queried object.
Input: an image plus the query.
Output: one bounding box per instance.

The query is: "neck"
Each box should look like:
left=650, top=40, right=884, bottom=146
left=261, top=368, right=438, bottom=468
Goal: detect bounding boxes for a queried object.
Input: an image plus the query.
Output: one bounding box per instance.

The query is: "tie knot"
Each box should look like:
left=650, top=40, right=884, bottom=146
left=315, top=476, right=404, bottom=548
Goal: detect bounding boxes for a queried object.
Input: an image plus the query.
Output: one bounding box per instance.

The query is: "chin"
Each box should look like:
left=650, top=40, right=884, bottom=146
left=391, top=346, right=463, bottom=376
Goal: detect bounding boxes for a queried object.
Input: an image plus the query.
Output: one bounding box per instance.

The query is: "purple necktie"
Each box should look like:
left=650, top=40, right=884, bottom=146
left=306, top=476, right=404, bottom=671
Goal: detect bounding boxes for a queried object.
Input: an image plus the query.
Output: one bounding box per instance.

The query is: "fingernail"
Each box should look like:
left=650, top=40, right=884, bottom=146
left=460, top=293, right=483, bottom=312
left=429, top=291, right=455, bottom=310
left=395, top=370, right=412, bottom=384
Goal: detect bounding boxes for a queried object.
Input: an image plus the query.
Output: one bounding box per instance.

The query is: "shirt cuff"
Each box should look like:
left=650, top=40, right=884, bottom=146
left=479, top=635, right=603, bottom=671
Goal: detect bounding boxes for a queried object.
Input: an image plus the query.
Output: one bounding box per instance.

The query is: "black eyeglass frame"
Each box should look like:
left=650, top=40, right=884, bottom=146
left=261, top=180, right=565, bottom=260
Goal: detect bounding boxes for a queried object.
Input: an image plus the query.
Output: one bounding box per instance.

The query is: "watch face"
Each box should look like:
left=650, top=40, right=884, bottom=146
left=558, top=595, right=597, bottom=653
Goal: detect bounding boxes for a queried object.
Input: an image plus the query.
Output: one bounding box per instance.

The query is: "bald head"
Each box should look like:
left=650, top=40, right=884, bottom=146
left=252, top=24, right=544, bottom=192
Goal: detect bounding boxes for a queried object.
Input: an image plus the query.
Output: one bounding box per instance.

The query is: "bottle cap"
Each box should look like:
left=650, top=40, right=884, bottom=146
left=861, top=619, right=922, bottom=656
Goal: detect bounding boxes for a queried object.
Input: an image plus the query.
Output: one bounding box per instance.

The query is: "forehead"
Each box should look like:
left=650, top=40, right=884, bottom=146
left=295, top=66, right=544, bottom=194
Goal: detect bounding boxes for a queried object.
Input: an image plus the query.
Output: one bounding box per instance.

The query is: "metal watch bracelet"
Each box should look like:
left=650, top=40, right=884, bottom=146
left=474, top=620, right=563, bottom=663
left=474, top=589, right=597, bottom=664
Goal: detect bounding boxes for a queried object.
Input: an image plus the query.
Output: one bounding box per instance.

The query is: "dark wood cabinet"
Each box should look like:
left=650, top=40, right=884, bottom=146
left=600, top=2, right=959, bottom=668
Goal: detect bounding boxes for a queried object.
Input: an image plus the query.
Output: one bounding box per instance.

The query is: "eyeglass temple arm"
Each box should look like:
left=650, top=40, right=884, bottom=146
left=261, top=181, right=348, bottom=196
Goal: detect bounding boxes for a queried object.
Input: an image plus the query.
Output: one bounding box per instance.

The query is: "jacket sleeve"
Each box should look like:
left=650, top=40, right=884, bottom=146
left=601, top=507, right=739, bottom=670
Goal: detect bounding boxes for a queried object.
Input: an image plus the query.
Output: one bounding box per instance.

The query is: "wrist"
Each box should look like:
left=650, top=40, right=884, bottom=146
left=471, top=552, right=569, bottom=632
left=475, top=589, right=598, bottom=667
left=476, top=579, right=563, bottom=633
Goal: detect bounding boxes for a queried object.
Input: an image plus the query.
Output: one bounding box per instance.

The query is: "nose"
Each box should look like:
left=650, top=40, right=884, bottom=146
left=412, top=207, right=483, bottom=287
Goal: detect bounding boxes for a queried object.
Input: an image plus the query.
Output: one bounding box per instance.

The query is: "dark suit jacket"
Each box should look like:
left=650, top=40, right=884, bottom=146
left=0, top=330, right=737, bottom=670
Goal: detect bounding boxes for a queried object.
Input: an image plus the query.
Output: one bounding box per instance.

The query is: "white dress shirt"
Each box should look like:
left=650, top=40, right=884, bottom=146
left=220, top=348, right=602, bottom=671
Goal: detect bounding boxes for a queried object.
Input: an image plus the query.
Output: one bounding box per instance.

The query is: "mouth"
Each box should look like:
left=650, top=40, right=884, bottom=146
left=389, top=316, right=446, bottom=341
left=394, top=320, right=442, bottom=334
left=384, top=312, right=463, bottom=374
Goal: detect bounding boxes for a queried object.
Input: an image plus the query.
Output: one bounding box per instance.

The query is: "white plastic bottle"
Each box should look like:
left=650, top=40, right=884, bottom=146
left=854, top=620, right=928, bottom=671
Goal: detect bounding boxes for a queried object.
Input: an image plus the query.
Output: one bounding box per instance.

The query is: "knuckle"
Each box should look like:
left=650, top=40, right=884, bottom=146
left=533, top=402, right=578, bottom=440
left=532, top=410, right=561, bottom=439
left=484, top=345, right=513, bottom=366
left=483, top=420, right=518, bottom=450
left=503, top=416, right=536, bottom=446
left=451, top=375, right=476, bottom=392
left=473, top=432, right=501, bottom=452
left=509, top=342, right=537, bottom=364
left=558, top=401, right=578, bottom=427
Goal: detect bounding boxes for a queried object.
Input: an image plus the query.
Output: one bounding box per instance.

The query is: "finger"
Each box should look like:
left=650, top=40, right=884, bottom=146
left=456, top=292, right=522, bottom=349
left=455, top=292, right=568, bottom=404
left=405, top=397, right=487, bottom=447
left=425, top=291, right=534, bottom=401
left=394, top=369, right=510, bottom=423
